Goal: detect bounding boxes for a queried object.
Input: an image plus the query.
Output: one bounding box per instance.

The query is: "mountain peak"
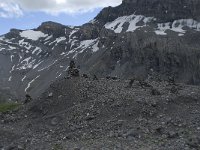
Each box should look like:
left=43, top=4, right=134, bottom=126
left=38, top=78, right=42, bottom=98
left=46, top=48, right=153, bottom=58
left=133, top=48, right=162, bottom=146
left=39, top=21, right=66, bottom=28
left=96, top=0, right=200, bottom=25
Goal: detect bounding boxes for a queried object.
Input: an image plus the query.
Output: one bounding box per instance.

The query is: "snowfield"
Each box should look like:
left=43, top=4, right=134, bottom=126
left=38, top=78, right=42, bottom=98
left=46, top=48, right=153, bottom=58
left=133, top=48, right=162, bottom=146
left=105, top=14, right=200, bottom=36
left=20, top=30, right=48, bottom=41
left=105, top=14, right=155, bottom=33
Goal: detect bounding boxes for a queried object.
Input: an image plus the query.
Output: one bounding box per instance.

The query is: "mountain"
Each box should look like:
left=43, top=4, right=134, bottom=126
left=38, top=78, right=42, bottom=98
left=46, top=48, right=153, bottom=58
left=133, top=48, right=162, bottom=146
left=1, top=0, right=200, bottom=100
left=1, top=1, right=200, bottom=149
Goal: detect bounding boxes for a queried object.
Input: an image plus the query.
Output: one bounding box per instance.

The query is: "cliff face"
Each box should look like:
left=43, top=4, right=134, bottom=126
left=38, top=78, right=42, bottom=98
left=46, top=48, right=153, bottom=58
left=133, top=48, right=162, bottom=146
left=96, top=0, right=200, bottom=25
left=92, top=0, right=200, bottom=84
left=1, top=0, right=200, bottom=99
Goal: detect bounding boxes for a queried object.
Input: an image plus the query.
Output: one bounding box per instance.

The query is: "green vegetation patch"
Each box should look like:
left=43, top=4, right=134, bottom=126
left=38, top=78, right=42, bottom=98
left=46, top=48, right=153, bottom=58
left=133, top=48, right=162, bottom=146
left=52, top=144, right=63, bottom=150
left=0, top=102, right=21, bottom=113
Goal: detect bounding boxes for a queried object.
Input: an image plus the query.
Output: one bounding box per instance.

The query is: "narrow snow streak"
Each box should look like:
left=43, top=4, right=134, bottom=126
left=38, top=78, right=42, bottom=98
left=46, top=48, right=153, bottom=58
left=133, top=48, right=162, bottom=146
left=25, top=75, right=40, bottom=92
left=38, top=60, right=58, bottom=72
left=22, top=76, right=26, bottom=82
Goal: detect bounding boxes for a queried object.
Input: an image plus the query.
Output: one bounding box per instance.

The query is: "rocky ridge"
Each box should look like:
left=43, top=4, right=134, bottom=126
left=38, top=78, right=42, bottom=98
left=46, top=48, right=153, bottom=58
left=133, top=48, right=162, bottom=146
left=0, top=76, right=200, bottom=149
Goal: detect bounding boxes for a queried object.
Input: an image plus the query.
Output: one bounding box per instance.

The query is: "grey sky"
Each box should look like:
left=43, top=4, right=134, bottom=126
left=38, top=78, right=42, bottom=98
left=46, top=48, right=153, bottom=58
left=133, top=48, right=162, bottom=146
left=0, top=0, right=122, bottom=18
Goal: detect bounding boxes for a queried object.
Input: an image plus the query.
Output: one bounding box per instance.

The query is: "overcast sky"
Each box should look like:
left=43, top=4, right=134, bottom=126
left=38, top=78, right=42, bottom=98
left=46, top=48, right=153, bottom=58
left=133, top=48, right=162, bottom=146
left=0, top=0, right=122, bottom=35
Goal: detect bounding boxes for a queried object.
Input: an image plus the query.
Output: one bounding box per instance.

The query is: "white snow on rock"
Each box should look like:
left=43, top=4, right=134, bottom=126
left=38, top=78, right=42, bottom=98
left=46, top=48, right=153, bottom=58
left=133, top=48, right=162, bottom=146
left=67, top=25, right=75, bottom=29
left=91, top=41, right=99, bottom=52
left=56, top=72, right=62, bottom=79
left=20, top=30, right=47, bottom=41
left=33, top=60, right=44, bottom=69
left=105, top=14, right=155, bottom=33
left=25, top=75, right=40, bottom=92
left=67, top=38, right=99, bottom=58
left=32, top=47, right=42, bottom=55
left=38, top=60, right=58, bottom=72
left=49, top=37, right=67, bottom=46
left=18, top=39, right=32, bottom=51
left=0, top=47, right=5, bottom=52
left=8, top=76, right=12, bottom=82
left=105, top=14, right=200, bottom=36
left=55, top=37, right=66, bottom=43
left=10, top=55, right=14, bottom=62
left=19, top=39, right=25, bottom=45
left=44, top=35, right=53, bottom=41
left=155, top=19, right=200, bottom=35
left=10, top=65, right=15, bottom=73
left=69, top=30, right=78, bottom=42
left=60, top=52, right=66, bottom=55
left=21, top=57, right=32, bottom=64
left=21, top=75, right=26, bottom=82
left=89, top=19, right=98, bottom=24
left=8, top=46, right=16, bottom=50
left=18, top=57, right=36, bottom=70
left=0, top=36, right=4, bottom=41
left=79, top=39, right=99, bottom=53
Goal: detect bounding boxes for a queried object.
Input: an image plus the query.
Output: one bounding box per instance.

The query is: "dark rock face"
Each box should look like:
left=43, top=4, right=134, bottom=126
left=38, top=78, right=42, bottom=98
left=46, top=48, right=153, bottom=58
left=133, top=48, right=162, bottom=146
left=96, top=0, right=200, bottom=25
left=96, top=32, right=200, bottom=84
left=37, top=21, right=69, bottom=37
left=123, top=0, right=200, bottom=20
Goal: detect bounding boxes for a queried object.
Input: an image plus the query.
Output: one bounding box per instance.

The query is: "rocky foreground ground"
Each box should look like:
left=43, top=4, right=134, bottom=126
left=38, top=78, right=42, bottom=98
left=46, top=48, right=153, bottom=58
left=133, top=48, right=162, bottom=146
left=1, top=77, right=200, bottom=150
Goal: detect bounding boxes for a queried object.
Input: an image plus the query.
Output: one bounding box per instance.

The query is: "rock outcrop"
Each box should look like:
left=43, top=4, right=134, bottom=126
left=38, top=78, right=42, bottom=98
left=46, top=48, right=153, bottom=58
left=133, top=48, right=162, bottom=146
left=1, top=77, right=200, bottom=149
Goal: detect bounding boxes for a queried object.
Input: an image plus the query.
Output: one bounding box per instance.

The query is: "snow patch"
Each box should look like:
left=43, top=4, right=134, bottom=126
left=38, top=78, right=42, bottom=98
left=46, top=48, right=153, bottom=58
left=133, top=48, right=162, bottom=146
left=69, top=29, right=79, bottom=42
left=20, top=30, right=47, bottom=41
left=10, top=65, right=15, bottom=73
left=44, top=35, right=53, bottom=41
left=8, top=46, right=16, bottom=50
left=38, top=60, right=58, bottom=72
left=8, top=76, right=12, bottom=82
left=89, top=19, right=98, bottom=24
left=91, top=41, right=99, bottom=52
left=32, top=47, right=42, bottom=55
left=55, top=37, right=66, bottom=43
left=56, top=73, right=62, bottom=79
left=25, top=75, right=40, bottom=92
left=67, top=39, right=99, bottom=58
left=155, top=19, right=200, bottom=35
left=0, top=47, right=5, bottom=52
left=22, top=76, right=26, bottom=82
left=10, top=55, right=14, bottom=62
left=33, top=60, right=44, bottom=69
left=79, top=39, right=99, bottom=53
left=0, top=36, right=4, bottom=41
left=105, top=14, right=200, bottom=36
left=18, top=57, right=36, bottom=70
left=105, top=14, right=154, bottom=33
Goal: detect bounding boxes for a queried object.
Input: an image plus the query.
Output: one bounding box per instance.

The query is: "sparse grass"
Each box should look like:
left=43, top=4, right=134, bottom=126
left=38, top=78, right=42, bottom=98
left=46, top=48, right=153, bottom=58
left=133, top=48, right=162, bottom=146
left=52, top=144, right=63, bottom=150
left=0, top=102, right=21, bottom=113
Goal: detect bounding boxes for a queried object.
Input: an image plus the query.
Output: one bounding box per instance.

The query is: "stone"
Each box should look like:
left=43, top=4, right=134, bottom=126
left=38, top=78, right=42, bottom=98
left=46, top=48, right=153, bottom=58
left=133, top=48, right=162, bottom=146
left=167, top=131, right=179, bottom=139
left=82, top=74, right=89, bottom=78
left=151, top=88, right=161, bottom=96
left=123, top=129, right=139, bottom=139
left=51, top=117, right=60, bottom=126
left=187, top=136, right=200, bottom=149
left=170, top=86, right=179, bottom=94
left=48, top=92, right=53, bottom=97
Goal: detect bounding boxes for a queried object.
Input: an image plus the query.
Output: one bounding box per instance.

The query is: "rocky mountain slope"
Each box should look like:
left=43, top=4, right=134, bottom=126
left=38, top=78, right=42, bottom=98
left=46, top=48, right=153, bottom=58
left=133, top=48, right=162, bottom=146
left=1, top=76, right=200, bottom=149
left=1, top=0, right=200, bottom=99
